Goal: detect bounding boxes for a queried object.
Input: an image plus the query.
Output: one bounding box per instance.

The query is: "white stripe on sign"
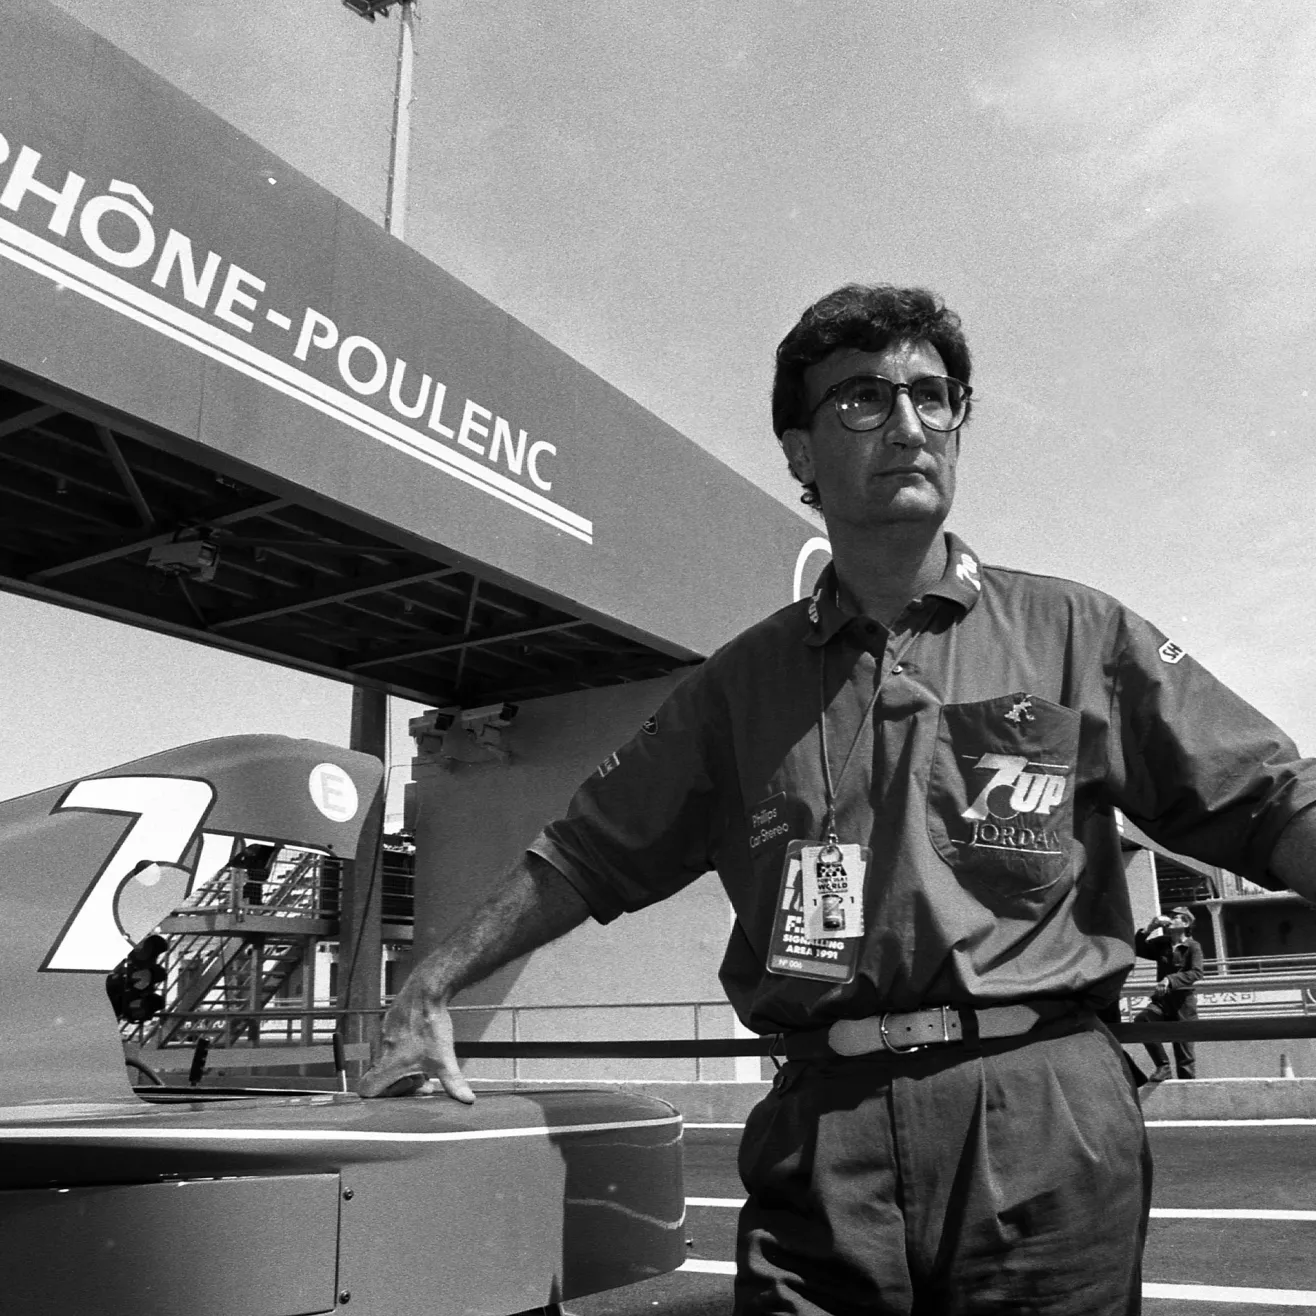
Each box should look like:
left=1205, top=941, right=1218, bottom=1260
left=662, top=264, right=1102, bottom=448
left=1152, top=1208, right=1316, bottom=1221
left=1144, top=1282, right=1316, bottom=1305
left=680, top=1260, right=737, bottom=1275
left=687, top=1197, right=746, bottom=1208
left=0, top=218, right=593, bottom=544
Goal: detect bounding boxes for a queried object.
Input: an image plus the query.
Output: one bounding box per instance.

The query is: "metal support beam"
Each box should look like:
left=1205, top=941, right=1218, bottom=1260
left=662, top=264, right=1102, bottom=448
left=452, top=578, right=480, bottom=691
left=94, top=424, right=154, bottom=528
left=349, top=618, right=586, bottom=670
left=27, top=497, right=291, bottom=582
left=210, top=566, right=460, bottom=631
left=0, top=403, right=60, bottom=440
left=175, top=576, right=208, bottom=627
left=338, top=686, right=388, bottom=1076
left=1205, top=899, right=1231, bottom=978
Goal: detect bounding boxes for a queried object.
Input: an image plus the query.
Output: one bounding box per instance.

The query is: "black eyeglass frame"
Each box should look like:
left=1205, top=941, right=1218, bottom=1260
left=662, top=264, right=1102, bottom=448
left=806, top=373, right=974, bottom=434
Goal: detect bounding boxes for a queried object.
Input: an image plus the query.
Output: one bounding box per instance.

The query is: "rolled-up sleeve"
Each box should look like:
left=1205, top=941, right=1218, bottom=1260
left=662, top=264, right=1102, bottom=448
left=528, top=662, right=724, bottom=923
left=1105, top=608, right=1316, bottom=885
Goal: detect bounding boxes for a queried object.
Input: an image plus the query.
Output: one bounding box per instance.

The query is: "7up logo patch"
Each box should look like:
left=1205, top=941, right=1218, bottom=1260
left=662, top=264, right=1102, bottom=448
left=960, top=752, right=1069, bottom=855
left=962, top=754, right=1067, bottom=820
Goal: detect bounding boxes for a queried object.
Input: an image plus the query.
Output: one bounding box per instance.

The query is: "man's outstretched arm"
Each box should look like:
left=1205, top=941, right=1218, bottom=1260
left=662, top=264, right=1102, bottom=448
left=1270, top=808, right=1316, bottom=907
left=358, top=852, right=591, bottom=1102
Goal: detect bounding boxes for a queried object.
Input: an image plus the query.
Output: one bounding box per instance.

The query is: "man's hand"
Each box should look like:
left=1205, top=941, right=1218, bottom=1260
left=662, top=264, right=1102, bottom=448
left=1152, top=978, right=1169, bottom=997
left=358, top=978, right=474, bottom=1103
left=355, top=853, right=590, bottom=1101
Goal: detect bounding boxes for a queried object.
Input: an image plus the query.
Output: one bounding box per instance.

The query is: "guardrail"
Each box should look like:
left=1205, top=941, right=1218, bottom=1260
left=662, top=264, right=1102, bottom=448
left=136, top=998, right=1316, bottom=1083
left=1118, top=973, right=1316, bottom=1019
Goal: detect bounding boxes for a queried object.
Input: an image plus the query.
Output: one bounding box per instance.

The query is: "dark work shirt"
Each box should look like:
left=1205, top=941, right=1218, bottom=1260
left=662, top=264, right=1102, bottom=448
left=1134, top=929, right=1205, bottom=996
left=531, top=534, right=1316, bottom=1034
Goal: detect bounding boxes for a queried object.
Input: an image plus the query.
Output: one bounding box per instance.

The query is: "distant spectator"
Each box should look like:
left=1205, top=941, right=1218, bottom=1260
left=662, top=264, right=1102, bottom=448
left=231, top=842, right=276, bottom=906
left=1134, top=907, right=1205, bottom=1080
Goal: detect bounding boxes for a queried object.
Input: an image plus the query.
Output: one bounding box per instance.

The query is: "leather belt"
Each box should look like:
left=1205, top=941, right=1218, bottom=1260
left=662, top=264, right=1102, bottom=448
left=777, top=1001, right=1077, bottom=1060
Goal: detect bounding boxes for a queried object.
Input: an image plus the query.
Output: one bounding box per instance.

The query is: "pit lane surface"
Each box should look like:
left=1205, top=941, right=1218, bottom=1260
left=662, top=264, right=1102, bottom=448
left=573, top=1120, right=1316, bottom=1315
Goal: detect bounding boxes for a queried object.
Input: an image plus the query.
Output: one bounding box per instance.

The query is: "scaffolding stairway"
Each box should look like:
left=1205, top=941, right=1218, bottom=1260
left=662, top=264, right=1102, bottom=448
left=132, top=849, right=333, bottom=1053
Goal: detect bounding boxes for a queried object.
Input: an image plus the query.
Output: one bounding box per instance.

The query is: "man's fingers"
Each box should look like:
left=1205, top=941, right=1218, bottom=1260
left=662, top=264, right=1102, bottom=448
left=433, top=1067, right=476, bottom=1105
left=357, top=1056, right=430, bottom=1098
left=357, top=1001, right=475, bottom=1102
left=357, top=1031, right=435, bottom=1098
left=429, top=1028, right=476, bottom=1105
left=359, top=1057, right=473, bottom=1102
left=365, top=1069, right=430, bottom=1099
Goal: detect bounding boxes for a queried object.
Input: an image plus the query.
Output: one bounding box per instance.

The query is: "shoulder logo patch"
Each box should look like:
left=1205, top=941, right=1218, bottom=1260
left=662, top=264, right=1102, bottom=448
left=1158, top=640, right=1186, bottom=665
left=596, top=751, right=621, bottom=778
left=641, top=714, right=658, bottom=736
left=955, top=553, right=981, bottom=591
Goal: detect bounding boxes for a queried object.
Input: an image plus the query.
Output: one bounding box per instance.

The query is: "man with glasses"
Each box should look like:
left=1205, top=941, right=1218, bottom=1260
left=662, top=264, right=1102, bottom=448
left=362, top=283, right=1316, bottom=1314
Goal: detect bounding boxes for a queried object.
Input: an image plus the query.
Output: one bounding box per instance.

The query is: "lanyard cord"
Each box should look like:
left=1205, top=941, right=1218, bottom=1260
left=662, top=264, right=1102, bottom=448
left=817, top=607, right=939, bottom=844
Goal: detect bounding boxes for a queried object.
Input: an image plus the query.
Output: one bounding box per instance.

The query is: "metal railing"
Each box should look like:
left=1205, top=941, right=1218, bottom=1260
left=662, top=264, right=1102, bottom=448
left=442, top=999, right=754, bottom=1081
left=133, top=978, right=1316, bottom=1083
left=132, top=848, right=329, bottom=1049
left=165, top=849, right=329, bottom=922
left=137, top=1000, right=747, bottom=1080
left=1118, top=969, right=1316, bottom=1020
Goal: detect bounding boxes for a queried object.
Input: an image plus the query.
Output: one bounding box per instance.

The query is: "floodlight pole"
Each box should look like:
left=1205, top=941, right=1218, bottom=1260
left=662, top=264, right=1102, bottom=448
left=383, top=0, right=416, bottom=240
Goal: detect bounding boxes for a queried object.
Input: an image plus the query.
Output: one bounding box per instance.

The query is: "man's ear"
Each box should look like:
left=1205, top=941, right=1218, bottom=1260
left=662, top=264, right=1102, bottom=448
left=781, top=427, right=815, bottom=486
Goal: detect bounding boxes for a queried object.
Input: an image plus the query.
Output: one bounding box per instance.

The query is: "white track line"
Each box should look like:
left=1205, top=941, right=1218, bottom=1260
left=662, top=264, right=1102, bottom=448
left=1143, top=1282, right=1316, bottom=1305
left=677, top=1264, right=1316, bottom=1304
left=1146, top=1119, right=1316, bottom=1127
left=1151, top=1208, right=1316, bottom=1221
left=686, top=1198, right=1316, bottom=1221
left=688, top=1120, right=1316, bottom=1130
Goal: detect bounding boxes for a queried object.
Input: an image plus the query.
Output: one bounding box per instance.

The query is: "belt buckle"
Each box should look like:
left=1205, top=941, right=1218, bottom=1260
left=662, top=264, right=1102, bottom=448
left=879, top=1006, right=951, bottom=1055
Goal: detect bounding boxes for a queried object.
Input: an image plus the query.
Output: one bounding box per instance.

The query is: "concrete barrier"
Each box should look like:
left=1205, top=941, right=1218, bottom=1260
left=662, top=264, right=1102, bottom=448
left=1135, top=1076, right=1316, bottom=1120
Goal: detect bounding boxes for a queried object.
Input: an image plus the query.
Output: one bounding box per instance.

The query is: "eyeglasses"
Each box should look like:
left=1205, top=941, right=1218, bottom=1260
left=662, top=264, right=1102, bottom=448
left=807, top=374, right=972, bottom=434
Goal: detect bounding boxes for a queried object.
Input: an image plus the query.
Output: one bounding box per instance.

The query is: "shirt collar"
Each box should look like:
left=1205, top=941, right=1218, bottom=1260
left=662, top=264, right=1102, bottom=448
left=803, top=532, right=984, bottom=646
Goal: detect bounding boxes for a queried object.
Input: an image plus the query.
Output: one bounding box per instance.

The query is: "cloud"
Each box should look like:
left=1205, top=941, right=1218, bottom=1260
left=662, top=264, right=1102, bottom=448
left=975, top=6, right=1316, bottom=282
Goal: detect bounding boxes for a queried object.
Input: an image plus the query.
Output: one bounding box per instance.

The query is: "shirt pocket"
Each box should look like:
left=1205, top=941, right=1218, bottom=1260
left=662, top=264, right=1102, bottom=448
left=926, top=693, right=1081, bottom=908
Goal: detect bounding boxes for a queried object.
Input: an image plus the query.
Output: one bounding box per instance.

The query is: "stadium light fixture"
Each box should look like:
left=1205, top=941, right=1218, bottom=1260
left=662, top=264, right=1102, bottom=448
left=342, top=0, right=410, bottom=20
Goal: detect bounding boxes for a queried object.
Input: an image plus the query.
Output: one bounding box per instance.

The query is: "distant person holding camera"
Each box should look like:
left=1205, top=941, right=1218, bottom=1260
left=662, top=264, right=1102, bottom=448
left=1134, top=907, right=1205, bottom=1080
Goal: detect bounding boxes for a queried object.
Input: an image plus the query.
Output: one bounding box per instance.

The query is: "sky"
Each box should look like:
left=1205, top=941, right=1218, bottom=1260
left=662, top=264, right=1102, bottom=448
left=7, top=0, right=1316, bottom=811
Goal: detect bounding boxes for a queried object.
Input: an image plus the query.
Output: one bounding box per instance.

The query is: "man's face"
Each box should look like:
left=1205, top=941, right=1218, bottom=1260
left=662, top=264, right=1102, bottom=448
left=782, top=340, right=960, bottom=533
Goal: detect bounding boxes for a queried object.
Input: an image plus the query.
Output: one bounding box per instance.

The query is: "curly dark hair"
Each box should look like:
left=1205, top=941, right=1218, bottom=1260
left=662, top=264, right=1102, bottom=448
left=772, top=284, right=973, bottom=509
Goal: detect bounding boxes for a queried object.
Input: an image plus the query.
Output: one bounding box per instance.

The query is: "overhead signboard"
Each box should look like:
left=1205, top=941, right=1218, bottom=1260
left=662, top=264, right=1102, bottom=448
left=0, top=0, right=826, bottom=659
